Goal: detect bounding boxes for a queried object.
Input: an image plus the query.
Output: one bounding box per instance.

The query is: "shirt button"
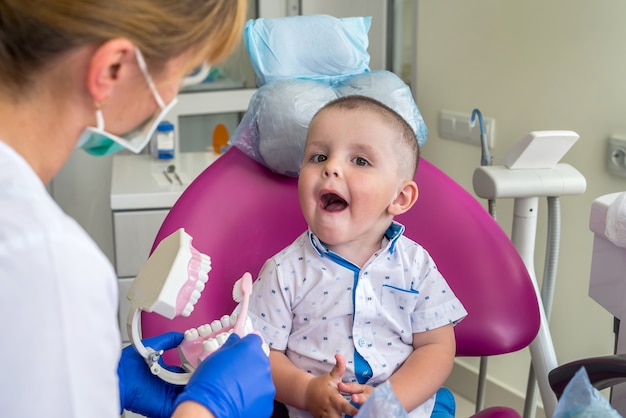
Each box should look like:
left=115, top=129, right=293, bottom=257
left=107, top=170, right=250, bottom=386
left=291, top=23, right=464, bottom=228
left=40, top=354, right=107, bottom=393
left=358, top=338, right=366, bottom=347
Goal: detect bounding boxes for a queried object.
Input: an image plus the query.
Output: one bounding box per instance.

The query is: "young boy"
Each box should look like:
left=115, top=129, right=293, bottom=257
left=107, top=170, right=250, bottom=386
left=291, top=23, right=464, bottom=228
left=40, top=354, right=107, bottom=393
left=248, top=95, right=467, bottom=418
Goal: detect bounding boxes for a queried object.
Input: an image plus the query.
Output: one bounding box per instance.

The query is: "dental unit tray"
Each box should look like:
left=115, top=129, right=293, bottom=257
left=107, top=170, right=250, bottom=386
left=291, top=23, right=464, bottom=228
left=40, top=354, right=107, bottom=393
left=126, top=228, right=265, bottom=385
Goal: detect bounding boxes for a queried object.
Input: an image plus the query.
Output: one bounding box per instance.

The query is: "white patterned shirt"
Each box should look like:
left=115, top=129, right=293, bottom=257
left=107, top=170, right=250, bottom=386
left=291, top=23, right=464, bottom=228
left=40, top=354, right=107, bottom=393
left=248, top=222, right=467, bottom=418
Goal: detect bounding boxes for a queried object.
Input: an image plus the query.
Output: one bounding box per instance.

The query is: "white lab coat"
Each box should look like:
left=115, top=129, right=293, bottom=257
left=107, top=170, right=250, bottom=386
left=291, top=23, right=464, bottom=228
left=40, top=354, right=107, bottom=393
left=0, top=140, right=121, bottom=417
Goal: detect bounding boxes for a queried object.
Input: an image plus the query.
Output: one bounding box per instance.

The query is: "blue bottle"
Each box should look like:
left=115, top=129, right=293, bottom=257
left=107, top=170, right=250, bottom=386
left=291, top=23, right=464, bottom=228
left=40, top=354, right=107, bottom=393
left=154, top=121, right=175, bottom=160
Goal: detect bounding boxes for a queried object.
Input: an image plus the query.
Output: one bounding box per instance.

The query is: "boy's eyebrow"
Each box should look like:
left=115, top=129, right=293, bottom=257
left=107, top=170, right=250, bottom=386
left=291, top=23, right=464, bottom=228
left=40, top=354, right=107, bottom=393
left=350, top=142, right=381, bottom=157
left=352, top=142, right=375, bottom=152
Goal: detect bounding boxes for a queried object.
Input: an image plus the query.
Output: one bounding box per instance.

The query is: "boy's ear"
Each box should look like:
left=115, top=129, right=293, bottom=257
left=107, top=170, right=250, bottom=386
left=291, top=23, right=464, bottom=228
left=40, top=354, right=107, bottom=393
left=388, top=180, right=419, bottom=216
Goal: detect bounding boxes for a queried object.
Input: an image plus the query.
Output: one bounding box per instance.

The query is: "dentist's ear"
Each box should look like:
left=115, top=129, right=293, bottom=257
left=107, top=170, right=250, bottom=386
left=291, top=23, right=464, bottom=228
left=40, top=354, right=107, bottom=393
left=388, top=180, right=419, bottom=216
left=86, top=38, right=135, bottom=105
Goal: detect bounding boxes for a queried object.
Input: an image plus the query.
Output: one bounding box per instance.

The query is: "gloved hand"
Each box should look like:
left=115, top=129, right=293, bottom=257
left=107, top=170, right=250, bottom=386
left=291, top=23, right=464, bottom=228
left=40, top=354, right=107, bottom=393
left=174, top=333, right=276, bottom=418
left=118, top=331, right=185, bottom=418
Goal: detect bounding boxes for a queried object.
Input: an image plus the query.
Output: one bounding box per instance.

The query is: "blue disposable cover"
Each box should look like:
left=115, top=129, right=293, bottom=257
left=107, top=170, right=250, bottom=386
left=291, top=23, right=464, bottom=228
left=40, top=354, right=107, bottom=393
left=230, top=15, right=428, bottom=177
left=245, top=15, right=371, bottom=86
left=355, top=381, right=408, bottom=418
left=230, top=71, right=427, bottom=177
left=553, top=367, right=622, bottom=418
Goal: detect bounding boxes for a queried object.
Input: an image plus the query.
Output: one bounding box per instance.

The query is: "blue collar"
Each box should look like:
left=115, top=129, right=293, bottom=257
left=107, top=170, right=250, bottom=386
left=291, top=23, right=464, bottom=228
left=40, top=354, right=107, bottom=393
left=307, top=221, right=405, bottom=257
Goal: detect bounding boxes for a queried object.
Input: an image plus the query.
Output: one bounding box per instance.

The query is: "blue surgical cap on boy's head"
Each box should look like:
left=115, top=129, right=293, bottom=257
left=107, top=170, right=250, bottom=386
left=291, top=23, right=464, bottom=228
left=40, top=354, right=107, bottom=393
left=229, top=14, right=428, bottom=177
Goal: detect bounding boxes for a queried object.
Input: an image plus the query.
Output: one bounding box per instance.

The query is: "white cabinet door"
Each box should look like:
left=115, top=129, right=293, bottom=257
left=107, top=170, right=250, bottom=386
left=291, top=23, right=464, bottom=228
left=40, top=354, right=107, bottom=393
left=113, top=210, right=169, bottom=278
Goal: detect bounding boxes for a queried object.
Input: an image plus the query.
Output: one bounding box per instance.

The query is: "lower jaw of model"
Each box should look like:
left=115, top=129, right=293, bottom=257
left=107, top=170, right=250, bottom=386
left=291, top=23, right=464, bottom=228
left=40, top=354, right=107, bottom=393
left=125, top=228, right=267, bottom=385
left=178, top=313, right=263, bottom=372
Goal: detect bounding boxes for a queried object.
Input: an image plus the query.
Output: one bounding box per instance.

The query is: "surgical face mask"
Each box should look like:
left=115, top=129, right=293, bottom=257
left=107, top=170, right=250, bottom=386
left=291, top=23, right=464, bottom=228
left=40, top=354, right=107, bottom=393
left=76, top=48, right=179, bottom=157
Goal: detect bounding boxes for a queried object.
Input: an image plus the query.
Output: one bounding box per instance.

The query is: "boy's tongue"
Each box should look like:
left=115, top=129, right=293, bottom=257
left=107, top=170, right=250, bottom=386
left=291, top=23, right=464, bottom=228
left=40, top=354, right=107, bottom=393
left=322, top=193, right=348, bottom=212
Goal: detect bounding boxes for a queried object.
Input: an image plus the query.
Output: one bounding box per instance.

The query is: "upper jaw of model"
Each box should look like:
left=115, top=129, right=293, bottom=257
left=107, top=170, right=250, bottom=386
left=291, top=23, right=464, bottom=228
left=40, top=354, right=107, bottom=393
left=126, top=228, right=267, bottom=385
left=127, top=228, right=211, bottom=319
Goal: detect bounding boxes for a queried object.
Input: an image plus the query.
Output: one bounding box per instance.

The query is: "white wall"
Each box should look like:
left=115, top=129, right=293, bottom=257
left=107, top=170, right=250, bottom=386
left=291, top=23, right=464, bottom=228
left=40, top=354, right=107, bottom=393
left=50, top=150, right=115, bottom=264
left=416, top=0, right=626, bottom=410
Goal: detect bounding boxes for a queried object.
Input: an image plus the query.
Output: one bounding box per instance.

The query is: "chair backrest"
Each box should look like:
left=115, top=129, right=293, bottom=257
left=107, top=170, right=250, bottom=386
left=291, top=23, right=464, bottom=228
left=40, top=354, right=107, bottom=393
left=141, top=147, right=540, bottom=360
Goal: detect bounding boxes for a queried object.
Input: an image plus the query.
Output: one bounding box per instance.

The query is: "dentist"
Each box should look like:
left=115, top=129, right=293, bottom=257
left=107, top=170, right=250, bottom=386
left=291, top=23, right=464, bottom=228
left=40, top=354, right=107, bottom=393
left=0, top=1, right=274, bottom=418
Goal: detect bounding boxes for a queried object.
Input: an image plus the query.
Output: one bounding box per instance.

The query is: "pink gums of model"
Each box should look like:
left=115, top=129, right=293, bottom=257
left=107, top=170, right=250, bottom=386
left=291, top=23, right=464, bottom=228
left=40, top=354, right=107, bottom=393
left=174, top=245, right=209, bottom=317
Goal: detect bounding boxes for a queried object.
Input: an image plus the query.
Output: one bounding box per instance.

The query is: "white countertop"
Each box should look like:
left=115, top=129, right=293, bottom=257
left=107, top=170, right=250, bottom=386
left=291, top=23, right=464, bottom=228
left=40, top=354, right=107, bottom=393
left=589, top=191, right=623, bottom=237
left=111, top=152, right=221, bottom=210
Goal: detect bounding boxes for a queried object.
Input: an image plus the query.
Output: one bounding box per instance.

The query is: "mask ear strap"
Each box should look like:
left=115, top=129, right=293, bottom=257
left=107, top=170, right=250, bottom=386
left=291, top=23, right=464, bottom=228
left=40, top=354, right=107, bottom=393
left=94, top=99, right=108, bottom=130
left=134, top=48, right=166, bottom=109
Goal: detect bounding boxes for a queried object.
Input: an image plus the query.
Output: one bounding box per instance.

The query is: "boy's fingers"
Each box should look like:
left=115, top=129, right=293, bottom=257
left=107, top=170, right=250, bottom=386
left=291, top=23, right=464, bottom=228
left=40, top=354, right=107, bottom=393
left=329, top=353, right=347, bottom=381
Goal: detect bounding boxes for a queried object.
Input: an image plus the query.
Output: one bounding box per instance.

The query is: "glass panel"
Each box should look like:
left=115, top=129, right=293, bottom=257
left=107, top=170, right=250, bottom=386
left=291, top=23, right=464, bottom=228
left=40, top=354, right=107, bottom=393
left=178, top=111, right=243, bottom=153
left=180, top=0, right=257, bottom=93
left=398, top=0, right=416, bottom=85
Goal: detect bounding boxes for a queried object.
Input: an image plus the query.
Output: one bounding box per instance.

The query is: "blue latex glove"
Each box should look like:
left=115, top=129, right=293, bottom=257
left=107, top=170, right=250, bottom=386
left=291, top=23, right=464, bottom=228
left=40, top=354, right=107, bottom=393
left=174, top=333, right=276, bottom=418
left=118, top=331, right=185, bottom=418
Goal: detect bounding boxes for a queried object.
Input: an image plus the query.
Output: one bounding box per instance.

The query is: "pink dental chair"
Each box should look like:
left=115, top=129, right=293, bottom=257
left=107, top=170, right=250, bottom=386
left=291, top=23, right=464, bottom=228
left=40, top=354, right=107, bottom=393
left=141, top=146, right=541, bottom=418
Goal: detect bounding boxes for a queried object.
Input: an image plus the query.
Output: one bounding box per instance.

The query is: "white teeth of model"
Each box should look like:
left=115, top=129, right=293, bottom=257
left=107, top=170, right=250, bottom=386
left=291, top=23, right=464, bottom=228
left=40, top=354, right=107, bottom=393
left=182, top=303, right=194, bottom=317
left=190, top=289, right=201, bottom=303
left=184, top=328, right=199, bottom=341
left=210, top=319, right=222, bottom=332
left=203, top=338, right=219, bottom=352
left=195, top=280, right=205, bottom=292
left=216, top=331, right=229, bottom=345
left=220, top=315, right=231, bottom=328
left=198, top=324, right=212, bottom=337
left=198, top=261, right=210, bottom=283
left=229, top=313, right=238, bottom=326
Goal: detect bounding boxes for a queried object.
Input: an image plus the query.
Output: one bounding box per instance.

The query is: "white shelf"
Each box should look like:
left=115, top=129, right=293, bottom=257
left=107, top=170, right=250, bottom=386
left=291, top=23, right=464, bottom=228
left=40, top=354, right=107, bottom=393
left=110, top=152, right=221, bottom=210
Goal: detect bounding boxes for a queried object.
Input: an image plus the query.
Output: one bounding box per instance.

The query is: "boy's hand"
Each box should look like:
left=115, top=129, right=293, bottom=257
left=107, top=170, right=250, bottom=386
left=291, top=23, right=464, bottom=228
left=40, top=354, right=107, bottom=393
left=305, top=354, right=360, bottom=418
left=337, top=381, right=375, bottom=407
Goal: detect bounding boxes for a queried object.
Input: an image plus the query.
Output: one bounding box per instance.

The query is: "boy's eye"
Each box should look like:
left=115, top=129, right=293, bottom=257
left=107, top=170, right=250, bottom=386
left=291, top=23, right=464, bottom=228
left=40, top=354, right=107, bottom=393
left=352, top=157, right=370, bottom=166
left=311, top=154, right=327, bottom=163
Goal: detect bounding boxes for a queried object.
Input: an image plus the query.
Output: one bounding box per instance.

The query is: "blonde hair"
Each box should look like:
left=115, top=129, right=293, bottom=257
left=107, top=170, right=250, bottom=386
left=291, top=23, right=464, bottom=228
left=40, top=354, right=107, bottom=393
left=313, top=95, right=420, bottom=179
left=0, top=0, right=247, bottom=95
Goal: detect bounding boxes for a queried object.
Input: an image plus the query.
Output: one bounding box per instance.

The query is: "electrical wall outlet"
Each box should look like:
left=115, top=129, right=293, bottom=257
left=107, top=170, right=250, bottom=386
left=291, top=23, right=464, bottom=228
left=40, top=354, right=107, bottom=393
left=286, top=0, right=300, bottom=15
left=608, top=136, right=626, bottom=178
left=439, top=110, right=495, bottom=148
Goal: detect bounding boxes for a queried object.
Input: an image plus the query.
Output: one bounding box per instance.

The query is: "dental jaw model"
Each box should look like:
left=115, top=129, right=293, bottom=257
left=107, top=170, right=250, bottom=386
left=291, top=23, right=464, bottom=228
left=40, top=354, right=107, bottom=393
left=127, top=228, right=262, bottom=385
left=177, top=272, right=256, bottom=371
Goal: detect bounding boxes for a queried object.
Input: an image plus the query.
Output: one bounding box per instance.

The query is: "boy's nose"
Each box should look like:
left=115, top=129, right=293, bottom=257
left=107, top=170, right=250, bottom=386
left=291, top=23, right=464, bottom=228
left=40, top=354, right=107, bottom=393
left=322, top=162, right=340, bottom=178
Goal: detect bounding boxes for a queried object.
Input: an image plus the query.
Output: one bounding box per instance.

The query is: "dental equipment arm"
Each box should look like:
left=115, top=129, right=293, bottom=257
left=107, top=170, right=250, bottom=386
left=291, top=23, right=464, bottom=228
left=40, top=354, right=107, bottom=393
left=470, top=107, right=494, bottom=412
left=472, top=130, right=586, bottom=418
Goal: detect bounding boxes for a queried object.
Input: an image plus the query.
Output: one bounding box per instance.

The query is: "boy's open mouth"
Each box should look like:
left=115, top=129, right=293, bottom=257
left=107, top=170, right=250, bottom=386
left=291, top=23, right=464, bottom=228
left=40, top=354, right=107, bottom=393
left=321, top=192, right=348, bottom=212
